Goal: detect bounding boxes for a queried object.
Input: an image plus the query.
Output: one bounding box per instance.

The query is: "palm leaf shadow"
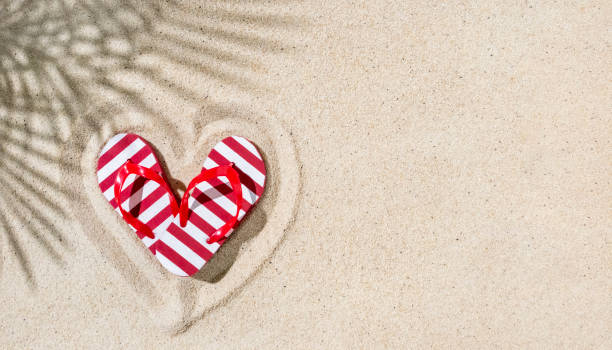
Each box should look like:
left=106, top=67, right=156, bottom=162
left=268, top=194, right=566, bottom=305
left=0, top=0, right=302, bottom=288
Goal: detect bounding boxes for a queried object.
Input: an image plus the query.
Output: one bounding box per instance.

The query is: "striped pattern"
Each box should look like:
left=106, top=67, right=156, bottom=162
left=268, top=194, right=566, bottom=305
left=96, top=133, right=266, bottom=277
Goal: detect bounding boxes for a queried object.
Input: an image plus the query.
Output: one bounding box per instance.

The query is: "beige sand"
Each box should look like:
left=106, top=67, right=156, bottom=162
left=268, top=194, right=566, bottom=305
left=0, top=0, right=610, bottom=348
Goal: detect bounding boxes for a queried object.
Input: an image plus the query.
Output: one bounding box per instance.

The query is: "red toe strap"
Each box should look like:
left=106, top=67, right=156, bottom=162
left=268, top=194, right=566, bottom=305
left=114, top=160, right=179, bottom=239
left=179, top=164, right=243, bottom=244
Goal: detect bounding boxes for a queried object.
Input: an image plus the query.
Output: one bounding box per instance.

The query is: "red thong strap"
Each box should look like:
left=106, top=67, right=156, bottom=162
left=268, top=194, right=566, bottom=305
left=179, top=164, right=243, bottom=244
left=114, top=160, right=179, bottom=239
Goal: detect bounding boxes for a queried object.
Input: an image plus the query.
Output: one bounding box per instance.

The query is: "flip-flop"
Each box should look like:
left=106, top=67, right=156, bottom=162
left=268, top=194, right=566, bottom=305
left=162, top=135, right=266, bottom=276
left=96, top=134, right=266, bottom=276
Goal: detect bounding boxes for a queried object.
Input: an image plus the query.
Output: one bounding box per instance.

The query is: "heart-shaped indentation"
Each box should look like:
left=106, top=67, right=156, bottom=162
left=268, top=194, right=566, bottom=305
left=96, top=133, right=266, bottom=277
left=62, top=102, right=300, bottom=331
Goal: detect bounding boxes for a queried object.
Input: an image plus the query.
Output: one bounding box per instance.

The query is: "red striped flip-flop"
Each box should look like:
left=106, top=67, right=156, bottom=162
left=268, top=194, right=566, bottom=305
left=96, top=133, right=266, bottom=277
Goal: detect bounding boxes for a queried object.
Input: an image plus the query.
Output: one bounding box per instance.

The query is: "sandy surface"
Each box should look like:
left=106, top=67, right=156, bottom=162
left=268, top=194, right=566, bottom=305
left=0, top=0, right=610, bottom=348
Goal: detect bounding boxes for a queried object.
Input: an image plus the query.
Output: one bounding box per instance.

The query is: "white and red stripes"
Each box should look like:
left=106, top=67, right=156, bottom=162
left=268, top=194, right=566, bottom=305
left=96, top=133, right=266, bottom=277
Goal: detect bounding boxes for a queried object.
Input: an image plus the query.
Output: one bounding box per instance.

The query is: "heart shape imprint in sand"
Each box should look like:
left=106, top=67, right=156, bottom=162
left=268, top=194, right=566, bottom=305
left=96, top=133, right=266, bottom=276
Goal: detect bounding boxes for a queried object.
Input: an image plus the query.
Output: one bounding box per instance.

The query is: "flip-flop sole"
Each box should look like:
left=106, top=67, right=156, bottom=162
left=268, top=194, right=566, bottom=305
left=97, top=134, right=266, bottom=277
left=97, top=133, right=175, bottom=246
left=159, top=136, right=266, bottom=276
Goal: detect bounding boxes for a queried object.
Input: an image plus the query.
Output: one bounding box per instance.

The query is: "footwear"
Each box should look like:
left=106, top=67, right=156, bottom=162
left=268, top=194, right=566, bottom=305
left=96, top=133, right=266, bottom=276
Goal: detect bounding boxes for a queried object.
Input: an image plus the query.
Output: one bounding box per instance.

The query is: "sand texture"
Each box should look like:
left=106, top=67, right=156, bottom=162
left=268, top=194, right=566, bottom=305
left=0, top=0, right=610, bottom=348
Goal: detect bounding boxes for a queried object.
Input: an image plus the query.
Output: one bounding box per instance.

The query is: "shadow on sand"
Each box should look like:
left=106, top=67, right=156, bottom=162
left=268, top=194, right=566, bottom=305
left=0, top=0, right=301, bottom=289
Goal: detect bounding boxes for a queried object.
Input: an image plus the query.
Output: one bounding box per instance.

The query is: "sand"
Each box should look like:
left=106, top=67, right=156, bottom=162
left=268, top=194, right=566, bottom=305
left=0, top=0, right=610, bottom=348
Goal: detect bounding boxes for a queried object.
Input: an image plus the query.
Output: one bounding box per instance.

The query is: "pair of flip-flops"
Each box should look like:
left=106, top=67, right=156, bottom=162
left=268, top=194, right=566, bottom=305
left=96, top=134, right=266, bottom=277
